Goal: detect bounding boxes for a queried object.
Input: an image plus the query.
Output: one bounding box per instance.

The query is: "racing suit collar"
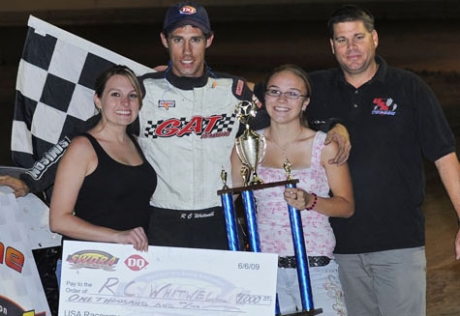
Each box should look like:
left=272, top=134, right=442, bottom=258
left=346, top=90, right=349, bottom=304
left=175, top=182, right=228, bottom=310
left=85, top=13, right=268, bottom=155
left=165, top=65, right=210, bottom=90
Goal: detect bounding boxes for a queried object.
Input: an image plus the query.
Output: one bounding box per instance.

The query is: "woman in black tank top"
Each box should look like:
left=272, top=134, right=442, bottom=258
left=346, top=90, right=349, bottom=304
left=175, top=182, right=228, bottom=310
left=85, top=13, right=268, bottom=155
left=49, top=65, right=157, bottom=253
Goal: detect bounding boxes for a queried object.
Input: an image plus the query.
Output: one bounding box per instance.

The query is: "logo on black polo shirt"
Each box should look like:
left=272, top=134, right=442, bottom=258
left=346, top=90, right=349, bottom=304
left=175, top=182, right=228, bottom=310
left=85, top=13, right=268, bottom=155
left=372, top=98, right=397, bottom=116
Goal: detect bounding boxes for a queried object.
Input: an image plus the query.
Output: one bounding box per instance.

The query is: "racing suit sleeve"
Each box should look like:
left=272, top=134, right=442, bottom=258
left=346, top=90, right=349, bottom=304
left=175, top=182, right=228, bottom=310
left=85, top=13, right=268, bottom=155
left=19, top=137, right=71, bottom=197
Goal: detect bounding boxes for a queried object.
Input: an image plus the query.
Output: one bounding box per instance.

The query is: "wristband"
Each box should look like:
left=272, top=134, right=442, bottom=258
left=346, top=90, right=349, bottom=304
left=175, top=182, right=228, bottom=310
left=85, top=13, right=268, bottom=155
left=305, top=193, right=318, bottom=211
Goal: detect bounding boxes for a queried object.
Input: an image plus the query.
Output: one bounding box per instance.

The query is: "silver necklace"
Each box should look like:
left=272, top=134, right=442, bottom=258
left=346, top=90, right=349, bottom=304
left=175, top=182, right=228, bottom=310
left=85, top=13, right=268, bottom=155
left=270, top=128, right=303, bottom=168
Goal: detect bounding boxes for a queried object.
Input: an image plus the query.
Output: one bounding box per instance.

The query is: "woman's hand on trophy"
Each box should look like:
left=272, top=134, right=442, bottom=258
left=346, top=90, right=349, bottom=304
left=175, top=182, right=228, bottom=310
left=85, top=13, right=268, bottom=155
left=284, top=188, right=303, bottom=208
left=284, top=188, right=318, bottom=211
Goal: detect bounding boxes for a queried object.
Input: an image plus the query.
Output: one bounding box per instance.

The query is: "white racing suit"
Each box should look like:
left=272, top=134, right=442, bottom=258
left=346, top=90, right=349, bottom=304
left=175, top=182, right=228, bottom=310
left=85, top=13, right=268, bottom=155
left=136, top=67, right=259, bottom=249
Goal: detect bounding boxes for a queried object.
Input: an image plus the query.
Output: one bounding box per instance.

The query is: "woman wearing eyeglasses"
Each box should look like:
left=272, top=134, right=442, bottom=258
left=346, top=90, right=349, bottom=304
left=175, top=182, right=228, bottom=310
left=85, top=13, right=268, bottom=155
left=231, top=64, right=354, bottom=315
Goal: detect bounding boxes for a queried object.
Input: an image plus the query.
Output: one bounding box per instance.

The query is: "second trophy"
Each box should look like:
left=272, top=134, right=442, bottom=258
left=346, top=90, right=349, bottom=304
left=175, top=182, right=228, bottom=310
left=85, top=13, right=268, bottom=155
left=234, top=100, right=266, bottom=186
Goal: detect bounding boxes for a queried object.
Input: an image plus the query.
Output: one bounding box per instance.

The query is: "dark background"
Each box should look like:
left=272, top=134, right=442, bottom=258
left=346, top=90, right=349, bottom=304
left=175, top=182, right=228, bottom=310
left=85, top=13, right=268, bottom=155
left=1, top=2, right=460, bottom=314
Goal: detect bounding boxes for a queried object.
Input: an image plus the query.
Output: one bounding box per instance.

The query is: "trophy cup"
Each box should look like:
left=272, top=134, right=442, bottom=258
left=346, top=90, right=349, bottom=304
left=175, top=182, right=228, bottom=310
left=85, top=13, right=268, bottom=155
left=234, top=100, right=266, bottom=186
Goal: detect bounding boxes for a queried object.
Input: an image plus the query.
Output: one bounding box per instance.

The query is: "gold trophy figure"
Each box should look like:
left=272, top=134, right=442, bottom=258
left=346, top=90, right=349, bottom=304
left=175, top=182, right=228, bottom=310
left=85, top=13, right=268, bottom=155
left=234, top=100, right=266, bottom=186
left=283, top=159, right=293, bottom=181
left=220, top=168, right=229, bottom=190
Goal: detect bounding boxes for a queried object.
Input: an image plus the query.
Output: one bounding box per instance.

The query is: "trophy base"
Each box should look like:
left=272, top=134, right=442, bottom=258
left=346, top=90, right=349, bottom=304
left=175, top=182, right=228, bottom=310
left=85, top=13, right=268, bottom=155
left=217, top=179, right=299, bottom=196
left=278, top=308, right=323, bottom=316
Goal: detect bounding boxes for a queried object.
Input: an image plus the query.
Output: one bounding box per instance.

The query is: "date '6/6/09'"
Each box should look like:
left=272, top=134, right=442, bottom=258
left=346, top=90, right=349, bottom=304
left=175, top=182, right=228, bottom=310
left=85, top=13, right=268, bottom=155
left=238, top=263, right=260, bottom=270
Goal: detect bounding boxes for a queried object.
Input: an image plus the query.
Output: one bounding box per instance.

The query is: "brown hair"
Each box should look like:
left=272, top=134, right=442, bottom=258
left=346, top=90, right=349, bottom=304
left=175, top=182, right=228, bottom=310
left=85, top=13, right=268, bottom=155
left=327, top=4, right=375, bottom=39
left=94, top=65, right=143, bottom=109
left=265, top=64, right=312, bottom=127
left=265, top=64, right=312, bottom=98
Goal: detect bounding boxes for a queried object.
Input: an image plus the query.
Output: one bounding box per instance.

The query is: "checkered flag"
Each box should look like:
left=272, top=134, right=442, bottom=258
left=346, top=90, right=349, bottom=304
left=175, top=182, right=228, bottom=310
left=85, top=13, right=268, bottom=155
left=11, top=15, right=152, bottom=169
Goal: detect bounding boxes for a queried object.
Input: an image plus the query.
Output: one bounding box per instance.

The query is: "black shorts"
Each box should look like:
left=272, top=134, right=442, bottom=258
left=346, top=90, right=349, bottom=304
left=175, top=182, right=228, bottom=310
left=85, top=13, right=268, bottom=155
left=148, top=206, right=232, bottom=250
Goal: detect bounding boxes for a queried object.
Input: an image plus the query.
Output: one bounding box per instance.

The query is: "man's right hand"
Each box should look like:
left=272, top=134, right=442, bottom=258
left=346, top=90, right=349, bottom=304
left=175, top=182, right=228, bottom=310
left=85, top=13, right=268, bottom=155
left=324, top=123, right=351, bottom=165
left=0, top=176, right=29, bottom=197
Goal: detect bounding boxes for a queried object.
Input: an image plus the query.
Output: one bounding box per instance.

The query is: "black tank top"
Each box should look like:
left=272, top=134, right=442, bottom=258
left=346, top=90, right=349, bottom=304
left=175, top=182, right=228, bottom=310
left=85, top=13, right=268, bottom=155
left=72, top=133, right=157, bottom=234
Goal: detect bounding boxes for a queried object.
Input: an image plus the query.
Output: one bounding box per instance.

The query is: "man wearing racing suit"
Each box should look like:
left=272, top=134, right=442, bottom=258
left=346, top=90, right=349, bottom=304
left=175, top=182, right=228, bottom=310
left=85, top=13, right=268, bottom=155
left=137, top=1, right=256, bottom=249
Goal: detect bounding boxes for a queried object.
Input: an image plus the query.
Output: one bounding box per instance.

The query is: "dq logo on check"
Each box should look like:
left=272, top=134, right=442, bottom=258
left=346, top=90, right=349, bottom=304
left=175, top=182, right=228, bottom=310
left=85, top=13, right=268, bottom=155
left=125, top=254, right=149, bottom=271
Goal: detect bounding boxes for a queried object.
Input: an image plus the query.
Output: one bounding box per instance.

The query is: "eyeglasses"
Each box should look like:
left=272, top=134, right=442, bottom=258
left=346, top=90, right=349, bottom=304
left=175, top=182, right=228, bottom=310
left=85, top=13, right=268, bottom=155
left=265, top=88, right=308, bottom=100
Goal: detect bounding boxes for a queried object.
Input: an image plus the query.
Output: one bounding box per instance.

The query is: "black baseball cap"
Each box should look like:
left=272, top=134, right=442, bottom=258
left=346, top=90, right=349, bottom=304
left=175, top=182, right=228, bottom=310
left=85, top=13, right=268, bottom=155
left=163, top=2, right=211, bottom=34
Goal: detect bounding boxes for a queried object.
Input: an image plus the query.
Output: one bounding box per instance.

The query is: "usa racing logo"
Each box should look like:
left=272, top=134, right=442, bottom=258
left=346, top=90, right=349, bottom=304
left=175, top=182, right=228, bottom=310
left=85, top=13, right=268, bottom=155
left=371, top=97, right=397, bottom=116
left=66, top=250, right=119, bottom=271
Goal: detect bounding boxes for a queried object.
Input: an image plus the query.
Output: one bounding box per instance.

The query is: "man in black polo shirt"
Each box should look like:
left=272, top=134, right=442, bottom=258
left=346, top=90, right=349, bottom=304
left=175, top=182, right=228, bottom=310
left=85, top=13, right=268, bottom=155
left=306, top=4, right=460, bottom=316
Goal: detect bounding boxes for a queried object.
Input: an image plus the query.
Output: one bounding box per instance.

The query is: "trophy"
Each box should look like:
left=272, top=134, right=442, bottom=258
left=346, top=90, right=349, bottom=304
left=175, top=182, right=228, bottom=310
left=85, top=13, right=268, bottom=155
left=218, top=102, right=322, bottom=315
left=234, top=100, right=266, bottom=186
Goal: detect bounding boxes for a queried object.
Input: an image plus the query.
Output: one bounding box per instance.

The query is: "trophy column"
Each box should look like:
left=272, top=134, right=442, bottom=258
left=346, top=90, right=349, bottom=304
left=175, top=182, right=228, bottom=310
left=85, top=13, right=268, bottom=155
left=219, top=167, right=262, bottom=253
left=220, top=169, right=241, bottom=251
left=285, top=181, right=315, bottom=313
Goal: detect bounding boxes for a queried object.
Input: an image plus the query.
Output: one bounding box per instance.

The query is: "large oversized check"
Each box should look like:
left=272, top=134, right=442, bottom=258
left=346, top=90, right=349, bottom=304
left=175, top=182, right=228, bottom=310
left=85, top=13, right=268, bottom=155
left=0, top=193, right=51, bottom=316
left=0, top=166, right=61, bottom=250
left=59, top=241, right=278, bottom=316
